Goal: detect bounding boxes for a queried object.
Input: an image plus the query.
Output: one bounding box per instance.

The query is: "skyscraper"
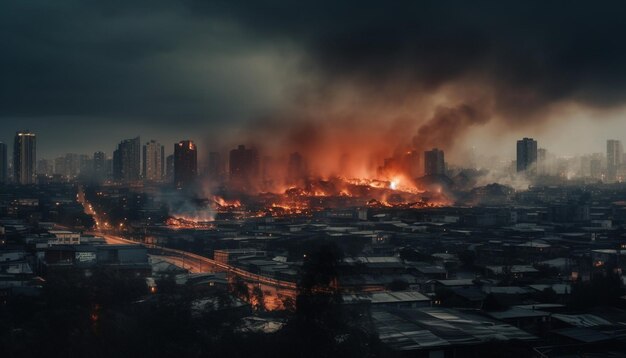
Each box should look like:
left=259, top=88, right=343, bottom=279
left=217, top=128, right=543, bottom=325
left=174, top=140, right=197, bottom=188
left=113, top=137, right=141, bottom=182
left=93, top=151, right=107, bottom=180
left=229, top=145, right=259, bottom=191
left=516, top=137, right=538, bottom=174
left=143, top=140, right=165, bottom=182
left=13, top=130, right=36, bottom=185
left=424, top=148, right=445, bottom=176
left=607, top=139, right=623, bottom=182
left=0, top=142, right=7, bottom=184
left=166, top=154, right=174, bottom=183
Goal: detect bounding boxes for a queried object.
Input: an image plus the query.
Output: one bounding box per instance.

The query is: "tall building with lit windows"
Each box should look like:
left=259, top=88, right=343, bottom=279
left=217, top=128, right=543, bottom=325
left=174, top=140, right=197, bottom=188
left=143, top=140, right=165, bottom=181
left=13, top=130, right=36, bottom=185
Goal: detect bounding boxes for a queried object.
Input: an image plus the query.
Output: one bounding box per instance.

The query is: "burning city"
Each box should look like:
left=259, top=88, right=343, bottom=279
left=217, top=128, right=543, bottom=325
left=5, top=2, right=626, bottom=357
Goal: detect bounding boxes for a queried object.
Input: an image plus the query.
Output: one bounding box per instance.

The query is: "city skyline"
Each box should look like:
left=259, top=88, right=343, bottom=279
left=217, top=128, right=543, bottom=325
left=5, top=3, right=626, bottom=357
left=8, top=128, right=626, bottom=190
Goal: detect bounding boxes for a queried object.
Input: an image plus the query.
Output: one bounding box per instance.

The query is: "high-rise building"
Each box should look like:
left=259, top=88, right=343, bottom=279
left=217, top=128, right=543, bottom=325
left=13, top=130, right=36, bottom=185
left=174, top=140, right=197, bottom=188
left=54, top=156, right=66, bottom=177
left=404, top=150, right=421, bottom=178
left=64, top=153, right=80, bottom=178
left=229, top=145, right=259, bottom=191
left=607, top=139, right=623, bottom=182
left=424, top=148, right=445, bottom=176
left=93, top=151, right=107, bottom=180
left=590, top=153, right=604, bottom=180
left=79, top=154, right=92, bottom=176
left=166, top=154, right=175, bottom=182
left=37, top=159, right=54, bottom=177
left=516, top=137, right=538, bottom=174
left=0, top=142, right=7, bottom=184
left=113, top=137, right=141, bottom=182
left=143, top=140, right=165, bottom=182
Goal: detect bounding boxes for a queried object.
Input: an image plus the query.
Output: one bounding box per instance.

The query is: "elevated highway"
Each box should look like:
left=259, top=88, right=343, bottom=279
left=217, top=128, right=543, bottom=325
left=94, top=231, right=297, bottom=291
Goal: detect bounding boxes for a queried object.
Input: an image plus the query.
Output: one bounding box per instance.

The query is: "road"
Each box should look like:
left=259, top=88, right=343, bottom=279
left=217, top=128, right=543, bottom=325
left=92, top=231, right=297, bottom=291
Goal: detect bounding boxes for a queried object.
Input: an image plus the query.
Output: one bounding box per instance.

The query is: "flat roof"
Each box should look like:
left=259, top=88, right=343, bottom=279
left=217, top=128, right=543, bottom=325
left=343, top=291, right=430, bottom=304
left=373, top=307, right=536, bottom=351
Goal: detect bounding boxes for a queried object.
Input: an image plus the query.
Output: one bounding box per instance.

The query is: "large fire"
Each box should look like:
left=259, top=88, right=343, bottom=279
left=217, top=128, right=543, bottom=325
left=166, top=216, right=215, bottom=229
left=213, top=196, right=242, bottom=208
left=165, top=174, right=450, bottom=228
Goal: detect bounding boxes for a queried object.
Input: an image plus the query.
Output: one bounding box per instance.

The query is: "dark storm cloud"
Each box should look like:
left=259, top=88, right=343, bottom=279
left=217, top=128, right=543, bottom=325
left=0, top=0, right=293, bottom=125
left=3, top=0, right=626, bottom=128
left=198, top=1, right=626, bottom=120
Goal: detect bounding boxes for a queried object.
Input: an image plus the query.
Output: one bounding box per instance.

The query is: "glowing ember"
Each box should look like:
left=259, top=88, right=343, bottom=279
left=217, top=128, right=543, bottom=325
left=166, top=217, right=214, bottom=229
left=169, top=177, right=450, bottom=221
left=213, top=196, right=242, bottom=208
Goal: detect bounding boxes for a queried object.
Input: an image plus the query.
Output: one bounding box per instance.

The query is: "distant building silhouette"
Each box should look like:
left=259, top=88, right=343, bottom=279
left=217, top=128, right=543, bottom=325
left=93, top=151, right=107, bottom=180
left=0, top=142, right=7, bottom=184
left=13, top=130, right=36, bottom=185
left=590, top=153, right=603, bottom=180
left=36, top=159, right=53, bottom=177
left=166, top=154, right=174, bottom=183
left=516, top=138, right=537, bottom=174
left=113, top=137, right=141, bottom=182
left=174, top=140, right=197, bottom=188
left=229, top=145, right=259, bottom=191
left=424, top=148, right=445, bottom=176
left=607, top=139, right=623, bottom=182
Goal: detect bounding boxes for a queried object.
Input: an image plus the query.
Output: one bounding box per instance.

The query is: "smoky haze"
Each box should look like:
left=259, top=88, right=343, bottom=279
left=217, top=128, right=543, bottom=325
left=2, top=1, right=626, bottom=160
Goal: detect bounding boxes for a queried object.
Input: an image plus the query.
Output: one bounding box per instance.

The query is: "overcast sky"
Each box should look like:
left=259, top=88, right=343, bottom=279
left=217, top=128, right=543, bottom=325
left=2, top=1, right=626, bottom=161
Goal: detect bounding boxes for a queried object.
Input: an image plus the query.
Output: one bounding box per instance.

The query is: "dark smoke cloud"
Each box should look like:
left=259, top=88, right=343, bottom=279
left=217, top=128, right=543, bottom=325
left=413, top=103, right=491, bottom=152
left=3, top=0, right=626, bottom=157
left=190, top=1, right=626, bottom=119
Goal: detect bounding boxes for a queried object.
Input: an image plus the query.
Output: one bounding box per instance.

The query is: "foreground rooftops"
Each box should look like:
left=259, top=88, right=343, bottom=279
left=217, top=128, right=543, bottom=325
left=374, top=307, right=536, bottom=351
